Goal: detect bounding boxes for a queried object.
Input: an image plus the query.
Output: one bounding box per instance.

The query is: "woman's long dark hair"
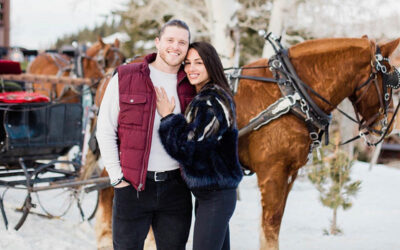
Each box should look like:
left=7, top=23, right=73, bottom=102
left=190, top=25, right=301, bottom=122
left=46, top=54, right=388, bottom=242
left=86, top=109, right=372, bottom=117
left=188, top=42, right=233, bottom=97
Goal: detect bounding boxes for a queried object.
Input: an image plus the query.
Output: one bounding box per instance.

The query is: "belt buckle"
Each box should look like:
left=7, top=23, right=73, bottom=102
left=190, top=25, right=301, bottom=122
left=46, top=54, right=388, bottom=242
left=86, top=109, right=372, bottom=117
left=154, top=172, right=164, bottom=182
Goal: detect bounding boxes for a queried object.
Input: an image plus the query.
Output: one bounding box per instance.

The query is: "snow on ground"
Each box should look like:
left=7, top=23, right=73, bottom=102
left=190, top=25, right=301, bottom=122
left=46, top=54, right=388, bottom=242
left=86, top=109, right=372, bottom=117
left=1, top=161, right=399, bottom=250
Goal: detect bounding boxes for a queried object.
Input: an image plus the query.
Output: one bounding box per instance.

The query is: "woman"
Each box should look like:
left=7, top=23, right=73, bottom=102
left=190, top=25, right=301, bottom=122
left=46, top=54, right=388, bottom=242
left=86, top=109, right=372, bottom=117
left=155, top=41, right=243, bottom=250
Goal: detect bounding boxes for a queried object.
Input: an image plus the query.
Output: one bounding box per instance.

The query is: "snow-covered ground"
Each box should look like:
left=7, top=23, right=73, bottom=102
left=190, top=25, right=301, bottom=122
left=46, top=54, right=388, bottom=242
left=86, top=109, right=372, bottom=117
left=1, top=161, right=399, bottom=250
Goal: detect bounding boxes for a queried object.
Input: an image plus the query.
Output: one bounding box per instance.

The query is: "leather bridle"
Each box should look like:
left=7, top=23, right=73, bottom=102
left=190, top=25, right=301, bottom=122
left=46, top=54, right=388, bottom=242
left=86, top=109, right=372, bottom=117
left=95, top=46, right=124, bottom=71
left=347, top=44, right=400, bottom=145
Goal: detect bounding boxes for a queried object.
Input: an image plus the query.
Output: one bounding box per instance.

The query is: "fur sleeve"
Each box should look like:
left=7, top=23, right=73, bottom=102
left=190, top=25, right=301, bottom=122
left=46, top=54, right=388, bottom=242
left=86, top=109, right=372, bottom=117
left=159, top=113, right=194, bottom=166
left=159, top=101, right=224, bottom=168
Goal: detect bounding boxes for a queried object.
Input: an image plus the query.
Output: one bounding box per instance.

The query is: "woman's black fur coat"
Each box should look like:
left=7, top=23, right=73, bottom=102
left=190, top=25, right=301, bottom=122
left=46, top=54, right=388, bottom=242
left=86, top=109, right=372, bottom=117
left=159, top=83, right=243, bottom=190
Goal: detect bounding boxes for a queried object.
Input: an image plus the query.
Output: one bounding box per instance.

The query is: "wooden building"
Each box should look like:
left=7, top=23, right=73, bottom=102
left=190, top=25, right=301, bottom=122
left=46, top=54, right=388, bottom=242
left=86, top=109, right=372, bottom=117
left=0, top=0, right=10, bottom=47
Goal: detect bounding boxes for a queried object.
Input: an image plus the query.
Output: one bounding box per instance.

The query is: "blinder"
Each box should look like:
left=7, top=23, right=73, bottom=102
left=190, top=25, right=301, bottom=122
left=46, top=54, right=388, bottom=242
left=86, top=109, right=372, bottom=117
left=374, top=47, right=400, bottom=89
left=381, top=67, right=400, bottom=89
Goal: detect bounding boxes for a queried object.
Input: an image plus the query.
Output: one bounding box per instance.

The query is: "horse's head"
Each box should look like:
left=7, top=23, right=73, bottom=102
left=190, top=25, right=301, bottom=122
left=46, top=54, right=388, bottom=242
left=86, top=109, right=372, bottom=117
left=84, top=37, right=125, bottom=78
left=349, top=37, right=400, bottom=140
left=100, top=38, right=125, bottom=69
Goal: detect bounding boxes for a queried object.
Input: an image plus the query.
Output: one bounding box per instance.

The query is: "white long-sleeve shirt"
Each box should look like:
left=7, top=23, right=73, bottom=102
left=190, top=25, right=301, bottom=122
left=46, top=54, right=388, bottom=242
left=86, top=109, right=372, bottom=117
left=96, top=65, right=181, bottom=184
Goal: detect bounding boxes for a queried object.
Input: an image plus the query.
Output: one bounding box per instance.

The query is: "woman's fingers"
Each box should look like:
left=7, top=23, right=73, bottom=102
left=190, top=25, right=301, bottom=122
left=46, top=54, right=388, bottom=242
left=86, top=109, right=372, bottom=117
left=154, top=87, right=175, bottom=117
left=155, top=87, right=161, bottom=100
left=156, top=87, right=169, bottom=101
left=161, top=87, right=168, bottom=99
left=155, top=87, right=174, bottom=111
left=171, top=96, right=175, bottom=107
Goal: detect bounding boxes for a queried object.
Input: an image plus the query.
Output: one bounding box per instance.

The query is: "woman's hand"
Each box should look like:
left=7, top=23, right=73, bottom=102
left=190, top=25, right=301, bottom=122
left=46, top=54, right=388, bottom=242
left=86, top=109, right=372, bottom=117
left=155, top=86, right=175, bottom=117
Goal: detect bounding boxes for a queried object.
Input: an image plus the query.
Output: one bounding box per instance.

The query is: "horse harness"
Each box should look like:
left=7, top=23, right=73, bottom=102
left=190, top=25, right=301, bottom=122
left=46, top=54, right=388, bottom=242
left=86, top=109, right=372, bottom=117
left=44, top=46, right=120, bottom=100
left=227, top=33, right=400, bottom=156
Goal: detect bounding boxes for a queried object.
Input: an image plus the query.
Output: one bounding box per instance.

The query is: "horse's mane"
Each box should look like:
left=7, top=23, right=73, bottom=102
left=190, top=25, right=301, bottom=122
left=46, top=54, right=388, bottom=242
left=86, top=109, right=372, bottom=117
left=289, top=38, right=371, bottom=61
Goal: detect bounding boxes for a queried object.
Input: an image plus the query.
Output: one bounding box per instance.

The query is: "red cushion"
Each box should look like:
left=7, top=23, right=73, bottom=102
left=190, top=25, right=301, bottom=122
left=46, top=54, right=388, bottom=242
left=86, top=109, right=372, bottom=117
left=0, top=91, right=50, bottom=103
left=0, top=60, right=22, bottom=74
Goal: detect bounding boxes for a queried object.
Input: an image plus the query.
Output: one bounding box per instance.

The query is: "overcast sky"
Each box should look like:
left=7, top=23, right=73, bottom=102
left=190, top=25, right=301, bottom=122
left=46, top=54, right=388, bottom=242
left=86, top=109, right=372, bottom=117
left=10, top=0, right=127, bottom=49
left=10, top=0, right=400, bottom=50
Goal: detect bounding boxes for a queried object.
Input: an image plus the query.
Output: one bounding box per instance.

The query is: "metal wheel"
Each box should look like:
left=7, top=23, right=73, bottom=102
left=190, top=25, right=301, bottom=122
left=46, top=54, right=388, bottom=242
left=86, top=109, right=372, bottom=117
left=75, top=185, right=99, bottom=221
left=30, top=158, right=79, bottom=218
left=34, top=180, right=75, bottom=218
left=33, top=162, right=101, bottom=222
left=75, top=163, right=102, bottom=221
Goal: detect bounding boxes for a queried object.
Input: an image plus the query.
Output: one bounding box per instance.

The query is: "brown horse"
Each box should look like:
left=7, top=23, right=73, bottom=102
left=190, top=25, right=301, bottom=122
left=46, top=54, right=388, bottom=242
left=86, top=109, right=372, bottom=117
left=28, top=38, right=124, bottom=102
left=235, top=37, right=400, bottom=249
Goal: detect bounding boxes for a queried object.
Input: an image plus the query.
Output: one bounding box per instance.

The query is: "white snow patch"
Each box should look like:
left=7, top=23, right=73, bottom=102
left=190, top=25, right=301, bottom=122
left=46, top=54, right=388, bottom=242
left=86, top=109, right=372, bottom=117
left=1, top=162, right=399, bottom=250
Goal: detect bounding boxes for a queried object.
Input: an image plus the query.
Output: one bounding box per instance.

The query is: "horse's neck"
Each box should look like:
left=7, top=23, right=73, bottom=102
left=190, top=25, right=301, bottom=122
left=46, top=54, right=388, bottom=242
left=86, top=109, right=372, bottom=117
left=82, top=58, right=104, bottom=79
left=290, top=47, right=371, bottom=113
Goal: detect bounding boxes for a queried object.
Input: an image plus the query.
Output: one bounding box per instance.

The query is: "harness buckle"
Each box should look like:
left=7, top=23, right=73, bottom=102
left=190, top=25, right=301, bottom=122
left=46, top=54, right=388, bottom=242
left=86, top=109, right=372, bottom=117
left=311, top=139, right=321, bottom=148
left=375, top=60, right=387, bottom=74
left=300, top=99, right=309, bottom=112
left=271, top=60, right=282, bottom=69
left=384, top=93, right=390, bottom=101
left=375, top=54, right=383, bottom=62
left=285, top=93, right=300, bottom=106
left=230, top=68, right=242, bottom=94
left=309, top=132, right=319, bottom=141
left=359, top=131, right=372, bottom=146
left=310, top=139, right=322, bottom=160
left=300, top=99, right=312, bottom=121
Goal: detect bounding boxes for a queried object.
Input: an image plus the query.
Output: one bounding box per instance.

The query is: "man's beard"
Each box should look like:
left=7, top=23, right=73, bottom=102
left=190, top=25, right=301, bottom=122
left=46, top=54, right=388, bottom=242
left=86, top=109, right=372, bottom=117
left=159, top=50, right=183, bottom=67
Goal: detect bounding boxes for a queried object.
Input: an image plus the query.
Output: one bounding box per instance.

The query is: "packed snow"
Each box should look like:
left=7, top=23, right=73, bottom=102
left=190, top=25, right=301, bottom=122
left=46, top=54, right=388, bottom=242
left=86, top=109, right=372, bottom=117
left=1, top=161, right=399, bottom=250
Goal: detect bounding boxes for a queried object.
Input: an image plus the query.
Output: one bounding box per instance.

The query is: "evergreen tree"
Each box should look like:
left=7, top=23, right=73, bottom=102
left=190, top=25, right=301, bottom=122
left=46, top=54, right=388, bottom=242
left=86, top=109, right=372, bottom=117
left=308, top=133, right=361, bottom=235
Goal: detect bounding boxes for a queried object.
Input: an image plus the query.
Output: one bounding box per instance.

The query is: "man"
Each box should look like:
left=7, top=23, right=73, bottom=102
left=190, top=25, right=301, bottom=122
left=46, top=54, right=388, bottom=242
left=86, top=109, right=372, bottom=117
left=96, top=19, right=196, bottom=250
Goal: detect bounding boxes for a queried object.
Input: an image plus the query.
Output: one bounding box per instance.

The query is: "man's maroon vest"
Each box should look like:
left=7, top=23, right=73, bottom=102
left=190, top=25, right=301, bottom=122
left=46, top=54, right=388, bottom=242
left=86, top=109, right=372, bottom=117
left=117, top=53, right=196, bottom=191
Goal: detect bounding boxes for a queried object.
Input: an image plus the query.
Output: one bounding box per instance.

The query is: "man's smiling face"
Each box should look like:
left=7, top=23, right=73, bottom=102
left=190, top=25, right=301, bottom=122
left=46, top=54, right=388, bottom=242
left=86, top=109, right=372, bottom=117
left=155, top=26, right=190, bottom=68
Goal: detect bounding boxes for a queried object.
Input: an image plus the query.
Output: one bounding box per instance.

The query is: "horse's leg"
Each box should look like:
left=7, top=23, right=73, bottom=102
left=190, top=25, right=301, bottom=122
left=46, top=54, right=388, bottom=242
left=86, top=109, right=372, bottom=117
left=256, top=162, right=298, bottom=250
left=144, top=227, right=156, bottom=250
left=95, top=169, right=114, bottom=250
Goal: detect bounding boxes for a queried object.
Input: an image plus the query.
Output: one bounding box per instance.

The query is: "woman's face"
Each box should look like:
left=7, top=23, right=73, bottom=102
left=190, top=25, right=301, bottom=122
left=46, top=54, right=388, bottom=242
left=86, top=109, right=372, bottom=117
left=184, top=48, right=210, bottom=90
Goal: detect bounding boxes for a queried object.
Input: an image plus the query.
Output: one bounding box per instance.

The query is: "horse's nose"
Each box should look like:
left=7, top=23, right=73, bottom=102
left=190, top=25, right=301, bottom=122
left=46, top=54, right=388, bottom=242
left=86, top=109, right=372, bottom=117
left=371, top=113, right=394, bottom=137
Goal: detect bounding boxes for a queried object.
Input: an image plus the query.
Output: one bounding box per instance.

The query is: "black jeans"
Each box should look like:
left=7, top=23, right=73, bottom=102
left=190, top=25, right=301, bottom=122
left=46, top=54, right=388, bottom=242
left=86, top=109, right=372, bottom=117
left=112, top=176, right=192, bottom=250
left=191, top=188, right=237, bottom=250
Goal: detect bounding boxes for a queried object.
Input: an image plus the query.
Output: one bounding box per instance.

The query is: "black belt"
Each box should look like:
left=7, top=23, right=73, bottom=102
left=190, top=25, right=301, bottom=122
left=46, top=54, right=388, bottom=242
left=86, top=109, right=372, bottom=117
left=146, top=169, right=181, bottom=182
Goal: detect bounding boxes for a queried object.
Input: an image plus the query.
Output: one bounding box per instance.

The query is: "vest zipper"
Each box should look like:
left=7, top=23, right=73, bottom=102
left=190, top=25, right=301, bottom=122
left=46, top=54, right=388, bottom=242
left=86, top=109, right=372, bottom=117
left=137, top=183, right=142, bottom=198
left=138, top=83, right=156, bottom=193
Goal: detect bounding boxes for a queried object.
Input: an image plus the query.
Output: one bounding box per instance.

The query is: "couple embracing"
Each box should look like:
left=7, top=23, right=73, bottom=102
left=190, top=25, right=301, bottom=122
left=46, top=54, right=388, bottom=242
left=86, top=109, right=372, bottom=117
left=97, top=19, right=243, bottom=250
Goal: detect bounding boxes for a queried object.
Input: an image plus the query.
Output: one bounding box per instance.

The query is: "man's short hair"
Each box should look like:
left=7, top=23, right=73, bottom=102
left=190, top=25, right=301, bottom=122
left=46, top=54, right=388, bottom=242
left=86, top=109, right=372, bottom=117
left=159, top=19, right=191, bottom=42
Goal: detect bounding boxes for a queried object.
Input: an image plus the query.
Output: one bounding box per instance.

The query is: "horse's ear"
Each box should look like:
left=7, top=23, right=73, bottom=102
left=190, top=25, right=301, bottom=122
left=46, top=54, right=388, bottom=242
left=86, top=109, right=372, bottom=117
left=114, top=39, right=120, bottom=48
left=97, top=36, right=105, bottom=47
left=379, top=38, right=400, bottom=57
